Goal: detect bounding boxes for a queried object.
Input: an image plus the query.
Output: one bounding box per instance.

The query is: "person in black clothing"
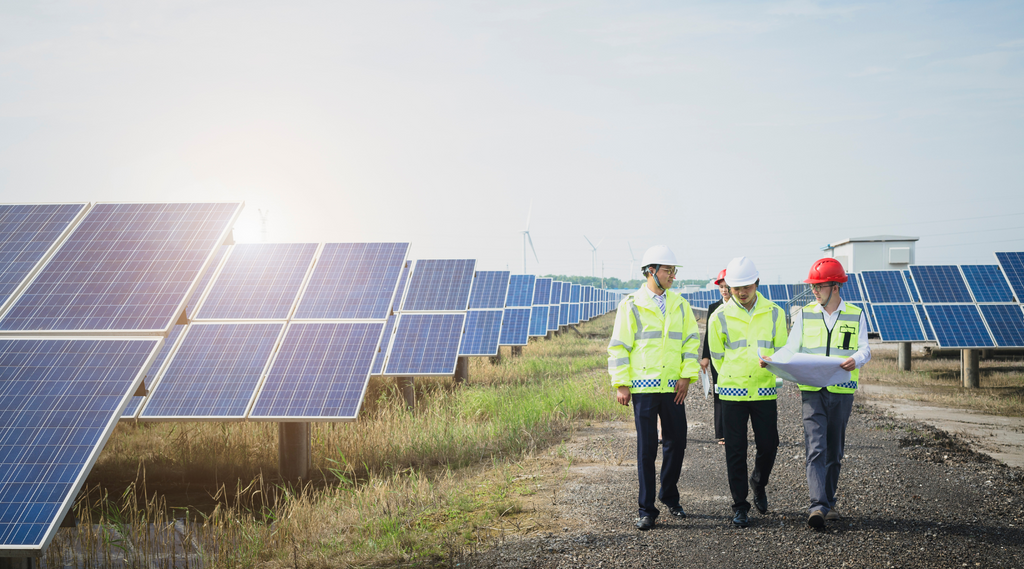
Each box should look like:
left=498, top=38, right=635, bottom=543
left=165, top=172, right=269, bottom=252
left=701, top=269, right=730, bottom=444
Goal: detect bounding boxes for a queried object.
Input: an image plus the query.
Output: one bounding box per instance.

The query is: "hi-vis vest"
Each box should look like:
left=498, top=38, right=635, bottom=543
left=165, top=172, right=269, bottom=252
left=798, top=303, right=862, bottom=394
left=707, top=292, right=788, bottom=402
left=607, top=287, right=701, bottom=394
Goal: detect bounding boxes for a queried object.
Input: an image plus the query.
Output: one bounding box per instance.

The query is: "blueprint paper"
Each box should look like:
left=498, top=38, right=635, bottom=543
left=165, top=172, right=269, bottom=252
left=758, top=349, right=851, bottom=388
left=700, top=369, right=711, bottom=399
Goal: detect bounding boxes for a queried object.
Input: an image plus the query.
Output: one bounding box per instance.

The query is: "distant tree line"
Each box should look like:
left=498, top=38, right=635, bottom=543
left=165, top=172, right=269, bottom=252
left=542, top=275, right=708, bottom=289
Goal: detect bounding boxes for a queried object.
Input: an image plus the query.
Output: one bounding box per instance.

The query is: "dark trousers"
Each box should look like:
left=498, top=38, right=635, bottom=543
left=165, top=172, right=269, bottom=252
left=632, top=391, right=688, bottom=519
left=713, top=390, right=724, bottom=439
left=802, top=390, right=854, bottom=514
left=722, top=399, right=779, bottom=512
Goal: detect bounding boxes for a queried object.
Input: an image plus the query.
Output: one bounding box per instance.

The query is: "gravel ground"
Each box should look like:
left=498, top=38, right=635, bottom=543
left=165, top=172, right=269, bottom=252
left=465, top=382, right=1024, bottom=568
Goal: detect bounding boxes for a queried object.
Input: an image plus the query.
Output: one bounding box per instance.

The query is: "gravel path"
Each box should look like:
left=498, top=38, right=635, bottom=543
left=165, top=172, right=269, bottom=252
left=467, top=382, right=1024, bottom=568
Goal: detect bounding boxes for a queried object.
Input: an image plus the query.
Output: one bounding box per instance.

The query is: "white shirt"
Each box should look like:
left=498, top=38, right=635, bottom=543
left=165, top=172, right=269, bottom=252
left=774, top=300, right=872, bottom=368
left=643, top=284, right=667, bottom=315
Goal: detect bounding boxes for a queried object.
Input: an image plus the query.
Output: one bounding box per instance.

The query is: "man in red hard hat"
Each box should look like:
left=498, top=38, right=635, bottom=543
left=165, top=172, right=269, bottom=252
left=701, top=269, right=730, bottom=444
left=766, top=257, right=871, bottom=528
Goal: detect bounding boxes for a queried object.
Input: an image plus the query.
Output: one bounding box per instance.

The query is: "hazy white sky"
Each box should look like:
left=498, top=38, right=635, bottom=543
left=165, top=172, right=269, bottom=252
left=2, top=1, right=1022, bottom=283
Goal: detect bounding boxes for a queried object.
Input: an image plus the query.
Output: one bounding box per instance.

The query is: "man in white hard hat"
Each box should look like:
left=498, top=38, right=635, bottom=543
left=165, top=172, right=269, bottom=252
left=608, top=245, right=701, bottom=531
left=706, top=256, right=787, bottom=527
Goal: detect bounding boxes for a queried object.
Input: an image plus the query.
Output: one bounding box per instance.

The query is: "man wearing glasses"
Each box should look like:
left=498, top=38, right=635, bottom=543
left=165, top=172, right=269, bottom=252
left=765, top=258, right=870, bottom=527
left=608, top=245, right=701, bottom=531
left=706, top=256, right=787, bottom=527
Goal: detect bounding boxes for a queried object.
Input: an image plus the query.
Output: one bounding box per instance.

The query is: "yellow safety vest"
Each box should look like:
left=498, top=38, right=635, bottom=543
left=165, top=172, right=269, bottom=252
left=798, top=302, right=861, bottom=394
left=607, top=287, right=701, bottom=393
left=707, top=292, right=788, bottom=401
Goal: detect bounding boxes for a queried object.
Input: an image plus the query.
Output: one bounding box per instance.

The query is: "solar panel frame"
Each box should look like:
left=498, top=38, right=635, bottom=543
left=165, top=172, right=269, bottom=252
left=870, top=304, right=928, bottom=342
left=978, top=304, right=1024, bottom=348
left=468, top=271, right=511, bottom=310
left=860, top=270, right=913, bottom=304
left=923, top=304, right=995, bottom=348
left=369, top=314, right=397, bottom=376
left=459, top=309, right=504, bottom=356
left=961, top=264, right=1015, bottom=303
left=292, top=243, right=410, bottom=320
left=400, top=259, right=476, bottom=312
left=383, top=313, right=466, bottom=376
left=194, top=243, right=318, bottom=320
left=994, top=252, right=1024, bottom=303
left=909, top=265, right=974, bottom=303
left=0, top=338, right=160, bottom=553
left=0, top=202, right=242, bottom=335
left=914, top=305, right=935, bottom=341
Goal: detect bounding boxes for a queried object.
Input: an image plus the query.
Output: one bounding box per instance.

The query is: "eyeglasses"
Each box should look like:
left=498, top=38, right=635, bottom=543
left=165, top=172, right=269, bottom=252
left=811, top=283, right=835, bottom=291
left=658, top=267, right=678, bottom=276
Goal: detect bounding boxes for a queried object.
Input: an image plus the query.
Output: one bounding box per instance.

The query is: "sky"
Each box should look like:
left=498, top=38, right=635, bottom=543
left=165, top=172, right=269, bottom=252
left=1, top=0, right=1022, bottom=284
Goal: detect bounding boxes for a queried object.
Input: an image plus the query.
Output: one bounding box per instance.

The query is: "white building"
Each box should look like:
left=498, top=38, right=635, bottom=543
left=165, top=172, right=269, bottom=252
left=820, top=235, right=919, bottom=273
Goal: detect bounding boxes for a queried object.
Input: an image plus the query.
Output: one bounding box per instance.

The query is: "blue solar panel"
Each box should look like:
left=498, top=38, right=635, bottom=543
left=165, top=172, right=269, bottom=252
left=293, top=243, right=409, bottom=319
left=962, top=265, right=1015, bottom=303
left=401, top=260, right=475, bottom=312
left=979, top=304, right=1024, bottom=347
left=533, top=278, right=552, bottom=306
left=842, top=274, right=864, bottom=302
left=861, top=271, right=912, bottom=303
left=459, top=310, right=503, bottom=356
left=370, top=314, right=396, bottom=376
left=924, top=304, right=994, bottom=348
left=871, top=304, right=927, bottom=342
left=0, top=203, right=240, bottom=332
left=468, top=271, right=510, bottom=309
left=570, top=284, right=581, bottom=303
left=0, top=204, right=86, bottom=309
left=569, top=304, right=580, bottom=325
left=140, top=323, right=283, bottom=419
left=384, top=313, right=465, bottom=375
left=123, top=324, right=187, bottom=418
left=767, top=285, right=790, bottom=301
left=915, top=305, right=935, bottom=341
left=530, top=306, right=549, bottom=336
left=903, top=270, right=920, bottom=302
left=559, top=301, right=570, bottom=326
left=547, top=305, right=560, bottom=331
left=251, top=322, right=383, bottom=419
left=909, top=265, right=973, bottom=303
left=559, top=282, right=571, bottom=303
left=196, top=243, right=316, bottom=320
left=506, top=275, right=536, bottom=307
left=499, top=308, right=531, bottom=346
left=846, top=302, right=874, bottom=334
left=995, top=252, right=1024, bottom=303
left=0, top=338, right=158, bottom=549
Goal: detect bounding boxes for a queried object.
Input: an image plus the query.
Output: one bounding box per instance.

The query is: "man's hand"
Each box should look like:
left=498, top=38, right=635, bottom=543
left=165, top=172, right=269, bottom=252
left=616, top=386, right=632, bottom=406
left=759, top=356, right=772, bottom=368
left=840, top=357, right=856, bottom=371
left=700, top=358, right=710, bottom=374
left=674, top=379, right=690, bottom=404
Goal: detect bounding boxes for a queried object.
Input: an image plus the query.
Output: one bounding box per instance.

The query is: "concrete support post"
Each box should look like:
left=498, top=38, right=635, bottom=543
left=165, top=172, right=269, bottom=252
left=961, top=349, right=980, bottom=389
left=454, top=356, right=469, bottom=384
left=546, top=331, right=553, bottom=340
left=898, top=342, right=912, bottom=371
left=511, top=346, right=523, bottom=357
left=397, top=376, right=415, bottom=410
left=278, top=422, right=311, bottom=482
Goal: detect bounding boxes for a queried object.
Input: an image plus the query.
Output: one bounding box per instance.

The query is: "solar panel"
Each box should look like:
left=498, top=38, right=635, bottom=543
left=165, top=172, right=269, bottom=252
left=468, top=271, right=510, bottom=310
left=293, top=243, right=409, bottom=319
left=871, top=304, right=928, bottom=342
left=843, top=274, right=864, bottom=302
left=0, top=203, right=241, bottom=332
left=909, top=265, right=974, bottom=303
left=530, top=306, right=549, bottom=336
left=923, top=304, right=994, bottom=348
left=847, top=302, right=874, bottom=334
left=533, top=278, right=552, bottom=306
left=570, top=284, right=581, bottom=303
left=0, top=338, right=159, bottom=551
left=506, top=275, right=536, bottom=307
left=139, top=323, right=283, bottom=420
left=860, top=271, right=912, bottom=303
left=384, top=313, right=465, bottom=376
left=978, top=304, right=1024, bottom=347
left=0, top=204, right=87, bottom=311
left=195, top=243, right=317, bottom=320
left=903, top=270, right=920, bottom=302
left=547, top=305, right=560, bottom=331
left=122, top=324, right=186, bottom=418
left=499, top=308, right=531, bottom=346
left=250, top=322, right=384, bottom=420
left=459, top=310, right=503, bottom=356
left=767, top=284, right=790, bottom=301
left=560, top=281, right=571, bottom=303
left=370, top=314, right=396, bottom=376
left=915, top=305, right=935, bottom=341
left=401, top=260, right=475, bottom=312
left=568, top=304, right=581, bottom=325
left=995, top=252, right=1024, bottom=302
left=961, top=265, right=1015, bottom=303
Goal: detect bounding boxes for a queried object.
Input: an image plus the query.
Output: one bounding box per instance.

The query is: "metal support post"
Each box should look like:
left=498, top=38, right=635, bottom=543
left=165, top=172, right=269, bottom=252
left=898, top=342, right=912, bottom=371
left=961, top=349, right=980, bottom=388
left=454, top=356, right=469, bottom=384
left=397, top=376, right=416, bottom=410
left=511, top=346, right=523, bottom=357
left=278, top=422, right=311, bottom=482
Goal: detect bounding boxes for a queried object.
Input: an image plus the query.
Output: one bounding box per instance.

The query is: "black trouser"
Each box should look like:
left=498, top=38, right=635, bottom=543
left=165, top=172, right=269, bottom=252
left=721, top=399, right=779, bottom=512
left=632, top=391, right=688, bottom=519
left=711, top=370, right=724, bottom=439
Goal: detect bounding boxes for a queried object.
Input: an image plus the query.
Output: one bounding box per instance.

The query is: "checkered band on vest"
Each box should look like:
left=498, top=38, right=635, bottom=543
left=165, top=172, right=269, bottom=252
left=632, top=379, right=661, bottom=389
left=668, top=379, right=677, bottom=388
left=718, top=387, right=748, bottom=397
left=833, top=381, right=857, bottom=390
left=757, top=387, right=777, bottom=397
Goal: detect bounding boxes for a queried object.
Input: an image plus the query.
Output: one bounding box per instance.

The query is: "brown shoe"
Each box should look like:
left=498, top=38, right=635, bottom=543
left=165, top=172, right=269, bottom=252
left=825, top=509, right=841, bottom=521
left=808, top=511, right=825, bottom=528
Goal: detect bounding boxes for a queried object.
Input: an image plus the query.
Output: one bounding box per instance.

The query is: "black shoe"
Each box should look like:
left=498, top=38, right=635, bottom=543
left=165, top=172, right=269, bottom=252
left=732, top=510, right=749, bottom=527
left=668, top=506, right=686, bottom=518
left=751, top=479, right=768, bottom=514
left=636, top=516, right=655, bottom=531
left=808, top=511, right=825, bottom=528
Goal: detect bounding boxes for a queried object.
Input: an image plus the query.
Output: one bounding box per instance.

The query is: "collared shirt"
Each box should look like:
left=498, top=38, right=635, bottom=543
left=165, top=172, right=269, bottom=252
left=731, top=294, right=758, bottom=315
left=774, top=300, right=872, bottom=368
left=643, top=283, right=667, bottom=315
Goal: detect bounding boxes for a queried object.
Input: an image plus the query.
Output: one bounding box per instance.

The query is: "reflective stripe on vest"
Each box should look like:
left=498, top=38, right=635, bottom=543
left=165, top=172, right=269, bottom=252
left=800, top=303, right=861, bottom=393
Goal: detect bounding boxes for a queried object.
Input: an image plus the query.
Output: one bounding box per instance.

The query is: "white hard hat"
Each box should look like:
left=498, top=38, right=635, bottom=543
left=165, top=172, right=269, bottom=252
left=641, top=245, right=677, bottom=268
left=724, top=256, right=759, bottom=287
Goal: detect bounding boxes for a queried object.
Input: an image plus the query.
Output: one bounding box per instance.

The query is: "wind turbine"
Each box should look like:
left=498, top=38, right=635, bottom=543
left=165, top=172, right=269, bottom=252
left=521, top=202, right=538, bottom=273
left=628, top=242, right=638, bottom=280
left=584, top=235, right=603, bottom=277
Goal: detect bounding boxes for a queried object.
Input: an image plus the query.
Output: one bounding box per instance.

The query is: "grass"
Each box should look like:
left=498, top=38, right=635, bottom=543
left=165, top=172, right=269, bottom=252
left=48, top=314, right=628, bottom=568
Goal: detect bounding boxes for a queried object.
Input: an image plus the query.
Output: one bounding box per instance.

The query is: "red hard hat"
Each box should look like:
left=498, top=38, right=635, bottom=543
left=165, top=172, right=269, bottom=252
left=713, top=269, right=727, bottom=285
left=804, top=258, right=848, bottom=284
